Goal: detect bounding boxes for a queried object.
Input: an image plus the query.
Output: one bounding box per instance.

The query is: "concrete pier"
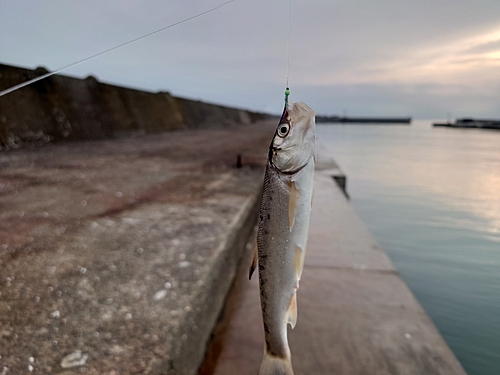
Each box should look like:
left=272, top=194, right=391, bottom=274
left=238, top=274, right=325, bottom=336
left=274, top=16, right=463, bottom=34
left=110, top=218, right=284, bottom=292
left=0, top=121, right=467, bottom=374
left=200, top=157, right=468, bottom=375
left=0, top=122, right=274, bottom=375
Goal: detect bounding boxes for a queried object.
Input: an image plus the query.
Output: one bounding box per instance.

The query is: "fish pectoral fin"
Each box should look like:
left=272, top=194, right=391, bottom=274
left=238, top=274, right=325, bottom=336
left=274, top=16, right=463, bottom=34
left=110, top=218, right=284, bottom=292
left=286, top=292, right=298, bottom=329
left=249, top=240, right=258, bottom=280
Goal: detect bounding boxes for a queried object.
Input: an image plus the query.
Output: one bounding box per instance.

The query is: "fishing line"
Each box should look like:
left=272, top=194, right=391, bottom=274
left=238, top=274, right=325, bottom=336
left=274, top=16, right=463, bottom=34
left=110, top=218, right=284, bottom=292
left=284, top=0, right=292, bottom=108
left=0, top=0, right=237, bottom=98
left=286, top=0, right=291, bottom=89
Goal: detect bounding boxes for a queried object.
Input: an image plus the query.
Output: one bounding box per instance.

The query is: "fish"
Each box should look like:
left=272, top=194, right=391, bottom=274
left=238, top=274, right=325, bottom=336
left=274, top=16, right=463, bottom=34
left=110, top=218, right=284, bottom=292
left=249, top=101, right=316, bottom=375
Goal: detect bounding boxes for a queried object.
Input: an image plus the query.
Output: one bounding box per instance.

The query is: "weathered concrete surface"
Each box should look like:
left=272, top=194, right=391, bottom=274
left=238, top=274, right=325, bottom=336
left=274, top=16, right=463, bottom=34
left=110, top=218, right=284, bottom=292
left=200, top=155, right=468, bottom=375
left=0, top=121, right=275, bottom=374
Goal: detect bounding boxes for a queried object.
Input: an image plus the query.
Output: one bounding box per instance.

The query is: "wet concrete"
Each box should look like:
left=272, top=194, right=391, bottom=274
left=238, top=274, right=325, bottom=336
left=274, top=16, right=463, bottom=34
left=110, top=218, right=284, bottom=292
left=0, top=122, right=275, bottom=374
left=200, top=155, right=468, bottom=375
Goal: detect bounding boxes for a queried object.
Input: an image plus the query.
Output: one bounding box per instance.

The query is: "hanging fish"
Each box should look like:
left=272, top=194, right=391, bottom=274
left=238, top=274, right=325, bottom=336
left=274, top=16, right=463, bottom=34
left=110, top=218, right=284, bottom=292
left=249, top=100, right=316, bottom=375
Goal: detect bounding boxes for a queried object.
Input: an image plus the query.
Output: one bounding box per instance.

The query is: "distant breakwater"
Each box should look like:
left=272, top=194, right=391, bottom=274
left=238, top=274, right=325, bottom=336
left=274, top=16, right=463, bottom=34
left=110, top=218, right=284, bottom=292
left=0, top=63, right=273, bottom=150
left=433, top=118, right=500, bottom=130
left=316, top=115, right=411, bottom=124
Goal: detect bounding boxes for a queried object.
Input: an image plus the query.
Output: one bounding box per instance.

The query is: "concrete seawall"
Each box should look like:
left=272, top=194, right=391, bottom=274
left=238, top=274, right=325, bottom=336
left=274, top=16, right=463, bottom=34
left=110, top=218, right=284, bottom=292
left=0, top=63, right=272, bottom=150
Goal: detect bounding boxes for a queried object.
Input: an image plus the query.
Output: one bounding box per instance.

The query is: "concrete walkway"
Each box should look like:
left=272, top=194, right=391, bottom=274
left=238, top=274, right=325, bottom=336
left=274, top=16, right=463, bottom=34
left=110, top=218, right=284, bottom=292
left=0, top=122, right=274, bottom=375
left=200, top=158, right=468, bottom=375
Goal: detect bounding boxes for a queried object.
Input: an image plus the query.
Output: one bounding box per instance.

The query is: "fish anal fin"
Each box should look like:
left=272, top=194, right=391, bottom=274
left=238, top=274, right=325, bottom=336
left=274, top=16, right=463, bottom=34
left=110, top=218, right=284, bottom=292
left=288, top=181, right=299, bottom=232
left=286, top=291, right=297, bottom=329
left=249, top=240, right=258, bottom=280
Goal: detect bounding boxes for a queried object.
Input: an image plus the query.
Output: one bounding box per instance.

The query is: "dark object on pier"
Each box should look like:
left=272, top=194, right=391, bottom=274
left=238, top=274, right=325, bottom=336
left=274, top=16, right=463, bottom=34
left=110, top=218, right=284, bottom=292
left=316, top=115, right=412, bottom=124
left=433, top=118, right=500, bottom=130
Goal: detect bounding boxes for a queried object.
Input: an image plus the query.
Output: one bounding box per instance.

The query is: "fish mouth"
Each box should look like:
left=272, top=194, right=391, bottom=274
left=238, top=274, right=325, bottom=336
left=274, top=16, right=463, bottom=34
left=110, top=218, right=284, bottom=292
left=268, top=146, right=280, bottom=166
left=268, top=145, right=280, bottom=163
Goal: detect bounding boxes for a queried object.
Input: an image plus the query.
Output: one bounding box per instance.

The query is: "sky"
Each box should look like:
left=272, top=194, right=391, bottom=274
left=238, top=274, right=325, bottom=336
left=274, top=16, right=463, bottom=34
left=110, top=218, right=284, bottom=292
left=1, top=0, right=500, bottom=118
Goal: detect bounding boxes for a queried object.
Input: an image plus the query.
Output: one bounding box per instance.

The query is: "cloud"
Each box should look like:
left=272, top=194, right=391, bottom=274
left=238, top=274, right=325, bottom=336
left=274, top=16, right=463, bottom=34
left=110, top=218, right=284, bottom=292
left=2, top=0, right=500, bottom=117
left=303, top=25, right=500, bottom=88
left=466, top=39, right=500, bottom=54
left=294, top=82, right=500, bottom=118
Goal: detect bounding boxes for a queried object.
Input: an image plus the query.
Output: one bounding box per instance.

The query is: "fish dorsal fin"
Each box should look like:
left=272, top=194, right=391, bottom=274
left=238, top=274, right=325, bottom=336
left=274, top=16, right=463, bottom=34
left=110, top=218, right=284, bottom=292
left=249, top=240, right=258, bottom=280
left=286, top=291, right=298, bottom=328
left=288, top=180, right=299, bottom=231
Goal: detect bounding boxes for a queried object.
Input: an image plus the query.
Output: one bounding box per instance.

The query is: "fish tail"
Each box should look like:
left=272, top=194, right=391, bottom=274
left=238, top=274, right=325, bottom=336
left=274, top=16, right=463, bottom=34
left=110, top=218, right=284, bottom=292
left=257, top=350, right=294, bottom=375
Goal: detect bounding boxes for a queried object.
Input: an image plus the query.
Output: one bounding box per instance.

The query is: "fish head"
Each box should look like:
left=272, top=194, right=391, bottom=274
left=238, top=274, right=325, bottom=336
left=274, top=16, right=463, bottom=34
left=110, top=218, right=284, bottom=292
left=270, top=101, right=316, bottom=174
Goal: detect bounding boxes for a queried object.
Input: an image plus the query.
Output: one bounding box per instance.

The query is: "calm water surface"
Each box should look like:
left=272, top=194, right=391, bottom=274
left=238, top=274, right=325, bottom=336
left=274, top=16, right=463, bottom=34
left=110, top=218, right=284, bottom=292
left=317, top=121, right=500, bottom=375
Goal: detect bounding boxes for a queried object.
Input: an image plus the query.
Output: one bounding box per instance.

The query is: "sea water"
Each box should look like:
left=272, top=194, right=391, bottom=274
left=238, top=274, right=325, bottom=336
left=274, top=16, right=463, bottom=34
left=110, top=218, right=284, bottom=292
left=317, top=120, right=500, bottom=375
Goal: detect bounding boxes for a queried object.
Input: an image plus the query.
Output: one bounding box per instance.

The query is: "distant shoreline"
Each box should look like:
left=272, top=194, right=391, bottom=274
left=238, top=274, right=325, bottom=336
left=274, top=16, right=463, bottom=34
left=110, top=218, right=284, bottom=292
left=316, top=116, right=411, bottom=124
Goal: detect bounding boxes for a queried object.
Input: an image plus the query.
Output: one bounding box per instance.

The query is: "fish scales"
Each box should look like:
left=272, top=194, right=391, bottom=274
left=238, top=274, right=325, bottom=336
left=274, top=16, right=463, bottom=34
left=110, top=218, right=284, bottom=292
left=258, top=162, right=314, bottom=352
left=252, top=101, right=316, bottom=375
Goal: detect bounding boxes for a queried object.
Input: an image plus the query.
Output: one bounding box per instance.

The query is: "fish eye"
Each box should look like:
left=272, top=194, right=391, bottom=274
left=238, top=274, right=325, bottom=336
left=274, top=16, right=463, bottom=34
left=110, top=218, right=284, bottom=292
left=277, top=123, right=290, bottom=137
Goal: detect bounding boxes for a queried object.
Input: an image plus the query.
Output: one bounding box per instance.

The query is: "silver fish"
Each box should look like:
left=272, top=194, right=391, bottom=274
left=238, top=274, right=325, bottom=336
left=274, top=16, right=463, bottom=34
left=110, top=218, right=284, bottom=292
left=249, top=101, right=316, bottom=375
